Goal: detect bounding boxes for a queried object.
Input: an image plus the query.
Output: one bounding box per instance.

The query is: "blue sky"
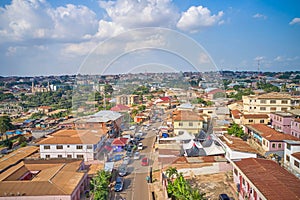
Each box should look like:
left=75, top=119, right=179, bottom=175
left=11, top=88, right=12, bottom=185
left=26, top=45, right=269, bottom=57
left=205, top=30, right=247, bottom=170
left=0, top=0, right=300, bottom=76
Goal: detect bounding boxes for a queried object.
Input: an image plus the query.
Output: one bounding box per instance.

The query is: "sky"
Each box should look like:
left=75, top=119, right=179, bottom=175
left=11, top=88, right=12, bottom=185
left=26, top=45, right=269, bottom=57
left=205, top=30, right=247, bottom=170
left=0, top=0, right=300, bottom=76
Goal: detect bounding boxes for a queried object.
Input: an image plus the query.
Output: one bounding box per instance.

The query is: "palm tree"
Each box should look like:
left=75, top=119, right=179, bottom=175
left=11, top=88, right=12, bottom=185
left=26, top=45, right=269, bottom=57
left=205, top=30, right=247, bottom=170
left=165, top=167, right=178, bottom=179
left=90, top=170, right=111, bottom=200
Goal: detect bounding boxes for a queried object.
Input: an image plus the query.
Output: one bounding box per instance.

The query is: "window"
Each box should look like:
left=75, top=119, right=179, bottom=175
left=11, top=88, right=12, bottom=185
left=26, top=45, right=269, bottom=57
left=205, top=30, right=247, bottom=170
left=58, top=155, right=62, bottom=158
left=294, top=160, right=299, bottom=168
left=281, top=100, right=288, bottom=104
left=178, top=122, right=183, bottom=127
left=272, top=143, right=276, bottom=148
left=76, top=155, right=84, bottom=159
left=270, top=100, right=276, bottom=104
left=263, top=140, right=265, bottom=145
left=208, top=111, right=213, bottom=114
left=260, top=100, right=266, bottom=104
left=271, top=107, right=276, bottom=111
left=278, top=143, right=282, bottom=148
left=67, top=154, right=72, bottom=158
left=67, top=145, right=70, bottom=148
left=287, top=144, right=291, bottom=150
left=76, top=145, right=83, bottom=150
left=189, top=122, right=193, bottom=126
left=87, top=145, right=93, bottom=149
left=260, top=107, right=266, bottom=111
left=45, top=155, right=50, bottom=158
left=260, top=120, right=265, bottom=123
left=44, top=145, right=50, bottom=150
left=286, top=155, right=290, bottom=161
left=178, top=131, right=184, bottom=135
left=234, top=168, right=238, bottom=175
left=249, top=120, right=254, bottom=123
left=56, top=145, right=63, bottom=149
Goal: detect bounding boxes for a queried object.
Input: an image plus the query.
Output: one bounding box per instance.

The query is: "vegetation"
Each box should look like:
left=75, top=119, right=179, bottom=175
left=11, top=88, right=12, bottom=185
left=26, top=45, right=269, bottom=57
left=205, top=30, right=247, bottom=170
left=227, top=123, right=245, bottom=138
left=0, top=92, right=15, bottom=101
left=191, top=98, right=212, bottom=106
left=166, top=167, right=206, bottom=200
left=90, top=170, right=112, bottom=200
left=228, top=88, right=254, bottom=100
left=0, top=116, right=14, bottom=135
left=257, top=82, right=280, bottom=92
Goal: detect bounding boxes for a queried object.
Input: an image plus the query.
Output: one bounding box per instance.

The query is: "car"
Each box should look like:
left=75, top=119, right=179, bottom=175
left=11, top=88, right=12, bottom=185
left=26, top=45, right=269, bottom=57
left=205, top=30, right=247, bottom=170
left=141, top=157, right=149, bottom=166
left=219, top=194, right=230, bottom=200
left=108, top=154, right=123, bottom=162
left=122, top=156, right=130, bottom=165
left=126, top=149, right=133, bottom=157
left=137, top=142, right=143, bottom=150
left=133, top=152, right=140, bottom=160
left=118, top=164, right=128, bottom=176
left=114, top=177, right=124, bottom=192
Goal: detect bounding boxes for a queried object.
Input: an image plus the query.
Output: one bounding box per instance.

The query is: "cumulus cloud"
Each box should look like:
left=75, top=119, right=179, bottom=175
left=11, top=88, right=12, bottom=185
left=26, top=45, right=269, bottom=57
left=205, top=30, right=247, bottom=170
left=289, top=17, right=300, bottom=25
left=176, top=6, right=224, bottom=33
left=99, top=0, right=180, bottom=28
left=253, top=13, right=267, bottom=19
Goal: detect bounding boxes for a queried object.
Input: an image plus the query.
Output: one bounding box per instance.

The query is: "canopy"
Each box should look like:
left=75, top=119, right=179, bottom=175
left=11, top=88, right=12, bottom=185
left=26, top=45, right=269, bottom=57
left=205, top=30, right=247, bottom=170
left=160, top=131, right=195, bottom=141
left=182, top=140, right=203, bottom=149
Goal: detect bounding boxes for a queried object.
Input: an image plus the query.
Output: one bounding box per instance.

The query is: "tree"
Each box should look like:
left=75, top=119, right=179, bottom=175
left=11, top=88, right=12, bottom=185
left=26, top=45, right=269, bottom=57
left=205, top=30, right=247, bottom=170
left=90, top=170, right=111, bottom=200
left=0, top=115, right=14, bottom=135
left=166, top=167, right=178, bottom=179
left=104, top=84, right=113, bottom=95
left=227, top=123, right=245, bottom=138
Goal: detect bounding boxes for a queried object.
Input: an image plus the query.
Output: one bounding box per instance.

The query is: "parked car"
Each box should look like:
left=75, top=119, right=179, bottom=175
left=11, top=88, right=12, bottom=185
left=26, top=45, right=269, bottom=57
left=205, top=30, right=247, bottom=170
left=141, top=157, right=149, bottom=166
left=137, top=142, right=143, bottom=150
left=118, top=164, right=128, bottom=176
left=126, top=149, right=133, bottom=157
left=122, top=156, right=130, bottom=165
left=114, top=177, right=124, bottom=192
left=219, top=194, right=230, bottom=200
left=108, top=154, right=123, bottom=162
left=133, top=152, right=140, bottom=160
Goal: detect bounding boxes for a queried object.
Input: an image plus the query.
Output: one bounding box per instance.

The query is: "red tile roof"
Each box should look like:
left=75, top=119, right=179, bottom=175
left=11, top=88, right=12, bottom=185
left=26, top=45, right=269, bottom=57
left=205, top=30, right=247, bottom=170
left=111, top=138, right=128, bottom=146
left=292, top=152, right=300, bottom=160
left=248, top=124, right=300, bottom=141
left=160, top=97, right=171, bottom=101
left=234, top=158, right=300, bottom=200
left=243, top=114, right=269, bottom=119
left=173, top=110, right=204, bottom=121
left=231, top=110, right=242, bottom=119
left=110, top=104, right=129, bottom=111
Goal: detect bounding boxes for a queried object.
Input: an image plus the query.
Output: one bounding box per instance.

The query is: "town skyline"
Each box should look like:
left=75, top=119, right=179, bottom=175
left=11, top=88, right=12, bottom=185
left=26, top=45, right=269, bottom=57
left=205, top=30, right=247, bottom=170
left=0, top=0, right=300, bottom=76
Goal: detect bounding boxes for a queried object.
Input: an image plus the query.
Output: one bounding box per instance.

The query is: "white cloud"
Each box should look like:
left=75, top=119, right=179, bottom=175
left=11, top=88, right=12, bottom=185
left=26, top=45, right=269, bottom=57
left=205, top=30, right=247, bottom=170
left=289, top=17, right=300, bottom=25
left=99, top=0, right=180, bottom=28
left=176, top=6, right=224, bottom=33
left=253, top=13, right=267, bottom=19
left=94, top=20, right=125, bottom=39
left=254, top=56, right=264, bottom=61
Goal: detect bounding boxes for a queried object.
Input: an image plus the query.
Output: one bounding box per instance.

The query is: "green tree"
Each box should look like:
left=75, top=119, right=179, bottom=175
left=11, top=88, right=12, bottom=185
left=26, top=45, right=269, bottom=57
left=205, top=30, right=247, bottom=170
left=0, top=115, right=14, bottom=135
left=227, top=123, right=245, bottom=138
left=90, top=170, right=111, bottom=200
left=104, top=84, right=113, bottom=95
left=166, top=167, right=178, bottom=179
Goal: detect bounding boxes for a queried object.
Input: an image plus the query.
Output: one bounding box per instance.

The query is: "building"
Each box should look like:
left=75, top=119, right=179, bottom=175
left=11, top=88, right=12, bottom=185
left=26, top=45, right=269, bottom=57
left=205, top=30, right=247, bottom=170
left=270, top=112, right=293, bottom=134
left=283, top=140, right=300, bottom=177
left=172, top=110, right=204, bottom=135
left=0, top=159, right=88, bottom=200
left=242, top=92, right=292, bottom=114
left=232, top=158, right=300, bottom=200
left=38, top=129, right=106, bottom=161
left=75, top=110, right=123, bottom=137
left=240, top=114, right=269, bottom=125
left=291, top=118, right=300, bottom=138
left=246, top=124, right=300, bottom=158
left=116, top=95, right=139, bottom=106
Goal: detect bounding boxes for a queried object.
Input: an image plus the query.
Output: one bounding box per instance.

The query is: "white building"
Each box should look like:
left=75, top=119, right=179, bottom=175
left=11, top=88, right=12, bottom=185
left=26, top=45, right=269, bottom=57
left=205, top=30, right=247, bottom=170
left=283, top=140, right=300, bottom=177
left=38, top=129, right=106, bottom=161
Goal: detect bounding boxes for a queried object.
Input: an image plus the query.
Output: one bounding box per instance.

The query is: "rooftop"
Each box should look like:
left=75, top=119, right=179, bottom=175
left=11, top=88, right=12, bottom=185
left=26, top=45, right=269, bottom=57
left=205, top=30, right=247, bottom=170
left=243, top=114, right=269, bottom=119
left=247, top=124, right=300, bottom=141
left=173, top=110, right=204, bottom=121
left=220, top=135, right=259, bottom=154
left=38, top=129, right=105, bottom=145
left=272, top=112, right=294, bottom=117
left=292, top=152, right=300, bottom=160
left=0, top=159, right=85, bottom=197
left=231, top=110, right=242, bottom=119
left=255, top=92, right=291, bottom=99
left=234, top=158, right=300, bottom=200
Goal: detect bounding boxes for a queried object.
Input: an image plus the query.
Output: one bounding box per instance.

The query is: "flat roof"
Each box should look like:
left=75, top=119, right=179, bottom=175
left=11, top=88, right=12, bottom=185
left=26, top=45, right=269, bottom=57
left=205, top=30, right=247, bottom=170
left=234, top=158, right=300, bottom=200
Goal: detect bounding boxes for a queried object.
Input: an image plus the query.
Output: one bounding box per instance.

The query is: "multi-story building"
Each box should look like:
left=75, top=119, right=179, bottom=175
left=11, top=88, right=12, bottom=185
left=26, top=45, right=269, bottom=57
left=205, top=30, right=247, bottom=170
left=116, top=95, right=139, bottom=106
left=172, top=110, right=204, bottom=135
left=242, top=92, right=292, bottom=113
left=232, top=158, right=300, bottom=200
left=291, top=118, right=300, bottom=138
left=270, top=112, right=293, bottom=134
left=283, top=140, right=300, bottom=176
left=38, top=129, right=106, bottom=161
left=240, top=114, right=269, bottom=125
left=245, top=124, right=300, bottom=158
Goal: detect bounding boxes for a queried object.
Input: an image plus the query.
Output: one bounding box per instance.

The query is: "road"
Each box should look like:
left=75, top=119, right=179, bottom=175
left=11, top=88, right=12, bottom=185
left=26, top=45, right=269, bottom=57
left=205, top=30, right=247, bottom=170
left=113, top=119, right=160, bottom=200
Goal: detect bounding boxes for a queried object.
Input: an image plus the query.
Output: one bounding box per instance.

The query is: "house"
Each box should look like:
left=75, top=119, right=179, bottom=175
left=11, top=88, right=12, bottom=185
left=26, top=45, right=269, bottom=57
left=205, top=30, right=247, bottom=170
left=0, top=159, right=88, bottom=200
left=134, top=113, right=149, bottom=123
left=245, top=124, right=300, bottom=158
left=37, top=106, right=52, bottom=113
left=232, top=158, right=300, bottom=200
left=38, top=129, right=106, bottom=161
left=172, top=110, right=204, bottom=135
left=110, top=104, right=130, bottom=112
left=116, top=95, right=139, bottom=106
left=154, top=97, right=171, bottom=109
left=240, top=114, right=269, bottom=125
left=283, top=140, right=300, bottom=177
left=218, top=135, right=259, bottom=161
left=75, top=110, right=123, bottom=137
left=291, top=118, right=300, bottom=138
left=205, top=88, right=225, bottom=100
left=231, top=110, right=242, bottom=124
left=242, top=92, right=292, bottom=113
left=270, top=112, right=293, bottom=134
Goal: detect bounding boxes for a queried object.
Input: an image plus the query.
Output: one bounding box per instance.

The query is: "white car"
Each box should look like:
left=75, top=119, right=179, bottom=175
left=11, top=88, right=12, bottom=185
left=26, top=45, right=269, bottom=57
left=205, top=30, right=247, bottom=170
left=133, top=152, right=140, bottom=160
left=138, top=142, right=143, bottom=150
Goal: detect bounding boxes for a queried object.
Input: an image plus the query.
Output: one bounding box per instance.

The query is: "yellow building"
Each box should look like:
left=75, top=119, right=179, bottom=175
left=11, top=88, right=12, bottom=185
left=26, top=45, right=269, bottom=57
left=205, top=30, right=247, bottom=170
left=172, top=110, right=204, bottom=135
